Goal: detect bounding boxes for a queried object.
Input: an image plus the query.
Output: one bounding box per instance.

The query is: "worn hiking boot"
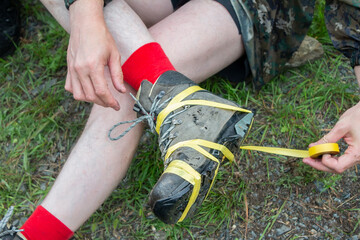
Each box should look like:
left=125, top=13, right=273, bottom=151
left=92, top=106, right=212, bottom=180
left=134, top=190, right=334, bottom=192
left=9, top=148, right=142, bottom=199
left=135, top=71, right=254, bottom=224
left=0, top=230, right=26, bottom=240
left=0, top=207, right=26, bottom=240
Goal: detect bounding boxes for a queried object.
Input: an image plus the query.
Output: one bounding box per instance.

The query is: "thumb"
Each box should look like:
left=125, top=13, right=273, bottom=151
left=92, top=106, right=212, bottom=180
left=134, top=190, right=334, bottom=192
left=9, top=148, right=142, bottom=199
left=309, top=121, right=348, bottom=147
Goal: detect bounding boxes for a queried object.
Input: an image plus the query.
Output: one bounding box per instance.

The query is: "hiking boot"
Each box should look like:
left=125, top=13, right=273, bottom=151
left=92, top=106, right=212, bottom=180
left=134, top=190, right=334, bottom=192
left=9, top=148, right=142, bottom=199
left=135, top=71, right=254, bottom=224
left=0, top=207, right=26, bottom=240
left=0, top=230, right=26, bottom=240
left=0, top=0, right=21, bottom=57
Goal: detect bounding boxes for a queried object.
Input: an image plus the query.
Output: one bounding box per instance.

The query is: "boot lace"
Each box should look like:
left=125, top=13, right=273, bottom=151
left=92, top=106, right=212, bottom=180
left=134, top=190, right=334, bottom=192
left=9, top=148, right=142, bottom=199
left=0, top=206, right=24, bottom=238
left=108, top=91, right=187, bottom=157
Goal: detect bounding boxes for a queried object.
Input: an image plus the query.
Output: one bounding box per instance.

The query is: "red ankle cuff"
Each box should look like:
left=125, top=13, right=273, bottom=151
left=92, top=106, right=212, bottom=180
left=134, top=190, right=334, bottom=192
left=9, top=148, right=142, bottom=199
left=21, top=206, right=73, bottom=240
left=122, top=42, right=175, bottom=90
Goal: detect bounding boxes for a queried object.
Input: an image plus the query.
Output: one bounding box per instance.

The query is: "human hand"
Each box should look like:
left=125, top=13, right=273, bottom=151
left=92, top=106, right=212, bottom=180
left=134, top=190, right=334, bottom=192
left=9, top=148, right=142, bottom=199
left=66, top=0, right=126, bottom=110
left=303, top=102, right=360, bottom=173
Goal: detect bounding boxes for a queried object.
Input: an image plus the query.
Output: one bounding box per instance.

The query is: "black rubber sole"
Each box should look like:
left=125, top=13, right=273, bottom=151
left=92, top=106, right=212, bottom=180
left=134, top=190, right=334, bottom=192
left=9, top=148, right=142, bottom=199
left=149, top=158, right=218, bottom=224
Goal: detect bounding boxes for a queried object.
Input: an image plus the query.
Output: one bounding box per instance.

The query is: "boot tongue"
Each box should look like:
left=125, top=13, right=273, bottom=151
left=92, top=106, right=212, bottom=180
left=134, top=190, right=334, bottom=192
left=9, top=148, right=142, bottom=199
left=136, top=79, right=156, bottom=112
left=136, top=71, right=196, bottom=113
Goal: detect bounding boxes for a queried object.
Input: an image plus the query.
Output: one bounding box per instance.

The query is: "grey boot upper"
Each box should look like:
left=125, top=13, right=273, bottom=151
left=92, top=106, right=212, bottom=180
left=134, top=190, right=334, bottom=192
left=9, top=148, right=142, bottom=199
left=137, top=71, right=246, bottom=158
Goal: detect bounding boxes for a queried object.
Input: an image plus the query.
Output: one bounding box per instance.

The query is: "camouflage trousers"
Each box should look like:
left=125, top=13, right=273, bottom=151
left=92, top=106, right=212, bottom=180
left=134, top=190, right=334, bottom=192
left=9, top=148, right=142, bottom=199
left=325, top=0, right=360, bottom=68
left=231, top=0, right=360, bottom=88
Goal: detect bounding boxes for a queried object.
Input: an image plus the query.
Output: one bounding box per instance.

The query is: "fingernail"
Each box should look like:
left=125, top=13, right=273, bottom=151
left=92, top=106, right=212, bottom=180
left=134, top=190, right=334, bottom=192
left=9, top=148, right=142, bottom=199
left=120, top=84, right=126, bottom=93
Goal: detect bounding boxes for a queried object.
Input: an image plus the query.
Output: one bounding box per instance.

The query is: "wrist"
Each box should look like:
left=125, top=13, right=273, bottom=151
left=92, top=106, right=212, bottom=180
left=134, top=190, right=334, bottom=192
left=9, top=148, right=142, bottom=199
left=67, top=0, right=104, bottom=10
left=69, top=0, right=104, bottom=17
left=69, top=0, right=106, bottom=30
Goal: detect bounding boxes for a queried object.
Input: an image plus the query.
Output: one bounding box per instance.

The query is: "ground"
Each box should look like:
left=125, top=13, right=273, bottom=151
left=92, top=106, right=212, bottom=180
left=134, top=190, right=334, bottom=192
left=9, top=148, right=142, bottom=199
left=1, top=1, right=360, bottom=239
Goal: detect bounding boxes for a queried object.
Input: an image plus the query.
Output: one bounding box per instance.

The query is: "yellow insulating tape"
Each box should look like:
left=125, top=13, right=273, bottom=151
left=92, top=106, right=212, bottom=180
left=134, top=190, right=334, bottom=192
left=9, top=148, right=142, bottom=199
left=164, top=139, right=238, bottom=222
left=168, top=85, right=204, bottom=104
left=308, top=143, right=340, bottom=158
left=155, top=86, right=251, bottom=133
left=165, top=139, right=234, bottom=203
left=165, top=139, right=234, bottom=162
left=164, top=160, right=201, bottom=222
left=240, top=143, right=339, bottom=159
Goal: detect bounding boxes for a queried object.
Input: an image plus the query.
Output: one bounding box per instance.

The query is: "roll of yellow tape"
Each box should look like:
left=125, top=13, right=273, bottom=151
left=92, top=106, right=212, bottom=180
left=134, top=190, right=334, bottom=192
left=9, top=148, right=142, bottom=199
left=308, top=143, right=339, bottom=158
left=240, top=143, right=340, bottom=159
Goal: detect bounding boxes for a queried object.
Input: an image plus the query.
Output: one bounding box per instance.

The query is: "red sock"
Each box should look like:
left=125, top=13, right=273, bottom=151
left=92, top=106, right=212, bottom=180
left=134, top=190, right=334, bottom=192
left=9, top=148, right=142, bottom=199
left=20, top=205, right=73, bottom=240
left=122, top=42, right=176, bottom=90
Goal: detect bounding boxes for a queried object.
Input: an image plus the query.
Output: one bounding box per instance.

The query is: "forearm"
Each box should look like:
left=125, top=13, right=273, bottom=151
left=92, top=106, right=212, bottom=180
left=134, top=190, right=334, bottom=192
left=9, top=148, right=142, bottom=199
left=355, top=65, right=360, bottom=88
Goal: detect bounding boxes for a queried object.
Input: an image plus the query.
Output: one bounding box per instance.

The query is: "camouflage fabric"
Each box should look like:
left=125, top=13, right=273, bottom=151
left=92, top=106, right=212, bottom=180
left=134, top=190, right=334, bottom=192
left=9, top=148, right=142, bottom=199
left=230, top=0, right=360, bottom=88
left=339, top=0, right=360, bottom=8
left=230, top=0, right=315, bottom=88
left=325, top=0, right=360, bottom=67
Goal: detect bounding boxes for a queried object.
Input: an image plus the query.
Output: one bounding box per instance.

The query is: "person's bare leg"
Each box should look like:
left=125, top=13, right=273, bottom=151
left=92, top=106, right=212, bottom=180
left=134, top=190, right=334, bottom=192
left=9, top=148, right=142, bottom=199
left=123, top=0, right=244, bottom=82
left=124, top=0, right=174, bottom=27
left=42, top=81, right=143, bottom=231
left=40, top=0, right=244, bottom=231
left=149, top=0, right=244, bottom=83
left=39, top=0, right=164, bottom=230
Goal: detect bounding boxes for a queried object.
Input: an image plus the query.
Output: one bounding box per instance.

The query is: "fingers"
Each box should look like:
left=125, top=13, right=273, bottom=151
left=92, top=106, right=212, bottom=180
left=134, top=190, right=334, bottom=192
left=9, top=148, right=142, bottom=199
left=69, top=69, right=85, bottom=101
left=322, top=153, right=359, bottom=174
left=91, top=64, right=120, bottom=110
left=75, top=68, right=108, bottom=107
left=303, top=152, right=359, bottom=174
left=109, top=51, right=126, bottom=93
left=66, top=58, right=120, bottom=111
left=325, top=121, right=349, bottom=144
left=302, top=156, right=336, bottom=173
left=309, top=121, right=349, bottom=148
left=65, top=71, right=73, bottom=93
left=65, top=47, right=73, bottom=93
left=305, top=103, right=360, bottom=173
left=65, top=23, right=124, bottom=110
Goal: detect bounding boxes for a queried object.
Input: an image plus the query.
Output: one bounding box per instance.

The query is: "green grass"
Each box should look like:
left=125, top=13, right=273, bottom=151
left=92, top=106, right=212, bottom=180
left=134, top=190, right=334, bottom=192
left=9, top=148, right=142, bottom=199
left=1, top=0, right=360, bottom=239
left=308, top=0, right=331, bottom=44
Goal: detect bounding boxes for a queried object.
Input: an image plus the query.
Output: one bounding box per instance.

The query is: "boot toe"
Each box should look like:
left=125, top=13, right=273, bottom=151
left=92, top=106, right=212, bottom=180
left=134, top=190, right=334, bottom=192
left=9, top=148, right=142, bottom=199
left=149, top=173, right=193, bottom=224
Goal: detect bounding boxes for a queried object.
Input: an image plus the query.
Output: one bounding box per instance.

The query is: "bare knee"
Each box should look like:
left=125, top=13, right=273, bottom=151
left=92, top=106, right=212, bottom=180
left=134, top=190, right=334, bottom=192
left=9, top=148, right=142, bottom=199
left=122, top=0, right=174, bottom=27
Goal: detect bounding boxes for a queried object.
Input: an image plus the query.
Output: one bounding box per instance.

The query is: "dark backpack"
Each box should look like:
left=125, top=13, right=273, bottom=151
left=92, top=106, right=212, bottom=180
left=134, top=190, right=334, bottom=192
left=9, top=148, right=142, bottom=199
left=0, top=0, right=20, bottom=57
